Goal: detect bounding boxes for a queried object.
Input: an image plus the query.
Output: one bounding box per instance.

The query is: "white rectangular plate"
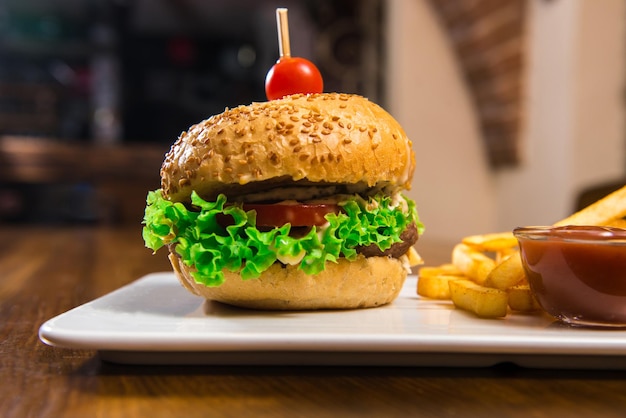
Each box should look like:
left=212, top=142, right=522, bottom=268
left=39, top=273, right=626, bottom=368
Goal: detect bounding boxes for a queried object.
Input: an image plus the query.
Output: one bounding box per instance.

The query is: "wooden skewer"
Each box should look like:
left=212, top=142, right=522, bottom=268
left=276, top=8, right=291, bottom=59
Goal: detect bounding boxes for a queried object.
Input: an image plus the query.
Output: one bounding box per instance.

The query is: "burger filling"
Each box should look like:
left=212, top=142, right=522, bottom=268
left=142, top=190, right=424, bottom=286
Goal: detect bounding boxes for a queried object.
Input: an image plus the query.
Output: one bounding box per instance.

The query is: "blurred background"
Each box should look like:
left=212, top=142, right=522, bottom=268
left=0, top=0, right=624, bottom=243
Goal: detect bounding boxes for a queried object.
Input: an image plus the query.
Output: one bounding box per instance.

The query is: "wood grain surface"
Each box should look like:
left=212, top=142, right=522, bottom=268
left=2, top=226, right=626, bottom=417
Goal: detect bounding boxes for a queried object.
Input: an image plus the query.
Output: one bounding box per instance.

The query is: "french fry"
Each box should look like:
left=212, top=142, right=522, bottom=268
left=406, top=246, right=424, bottom=267
left=462, top=232, right=518, bottom=253
left=554, top=185, right=626, bottom=227
left=507, top=284, right=541, bottom=312
left=462, top=231, right=518, bottom=263
left=418, top=264, right=464, bottom=278
left=448, top=279, right=508, bottom=318
left=601, top=218, right=626, bottom=229
left=451, top=243, right=495, bottom=284
left=495, top=246, right=517, bottom=264
left=484, top=252, right=526, bottom=290
left=417, top=274, right=461, bottom=299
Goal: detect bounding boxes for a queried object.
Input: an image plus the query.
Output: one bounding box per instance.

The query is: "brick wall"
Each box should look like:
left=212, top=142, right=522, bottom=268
left=428, top=0, right=526, bottom=168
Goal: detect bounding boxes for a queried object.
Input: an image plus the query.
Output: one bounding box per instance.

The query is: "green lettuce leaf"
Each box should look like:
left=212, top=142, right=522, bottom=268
left=142, top=190, right=423, bottom=286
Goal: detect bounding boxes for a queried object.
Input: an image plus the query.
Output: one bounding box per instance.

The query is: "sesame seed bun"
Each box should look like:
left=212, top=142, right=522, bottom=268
left=152, top=93, right=420, bottom=310
left=160, top=93, right=415, bottom=203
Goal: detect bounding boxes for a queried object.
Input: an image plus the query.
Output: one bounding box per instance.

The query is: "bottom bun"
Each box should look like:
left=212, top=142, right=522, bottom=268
left=168, top=252, right=408, bottom=310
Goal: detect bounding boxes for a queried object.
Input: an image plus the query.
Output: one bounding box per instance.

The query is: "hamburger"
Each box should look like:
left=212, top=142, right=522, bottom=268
left=142, top=92, right=424, bottom=310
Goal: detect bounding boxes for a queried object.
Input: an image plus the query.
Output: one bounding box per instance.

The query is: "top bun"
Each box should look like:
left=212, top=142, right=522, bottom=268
left=160, top=93, right=415, bottom=203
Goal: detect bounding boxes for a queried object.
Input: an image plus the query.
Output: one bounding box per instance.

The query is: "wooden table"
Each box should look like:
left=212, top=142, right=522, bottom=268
left=3, top=225, right=626, bottom=417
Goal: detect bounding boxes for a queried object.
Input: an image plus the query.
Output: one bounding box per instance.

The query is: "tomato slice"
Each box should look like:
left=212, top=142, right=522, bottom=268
left=243, top=202, right=339, bottom=227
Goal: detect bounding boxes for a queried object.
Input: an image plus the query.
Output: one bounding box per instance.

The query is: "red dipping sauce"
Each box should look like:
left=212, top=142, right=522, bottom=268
left=514, top=225, right=626, bottom=327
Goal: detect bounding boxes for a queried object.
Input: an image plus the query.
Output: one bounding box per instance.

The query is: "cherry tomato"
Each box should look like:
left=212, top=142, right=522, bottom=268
left=244, top=202, right=338, bottom=227
left=265, top=57, right=323, bottom=100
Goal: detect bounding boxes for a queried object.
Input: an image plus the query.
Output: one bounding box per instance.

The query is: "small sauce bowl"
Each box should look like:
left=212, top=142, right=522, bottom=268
left=514, top=225, right=626, bottom=328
